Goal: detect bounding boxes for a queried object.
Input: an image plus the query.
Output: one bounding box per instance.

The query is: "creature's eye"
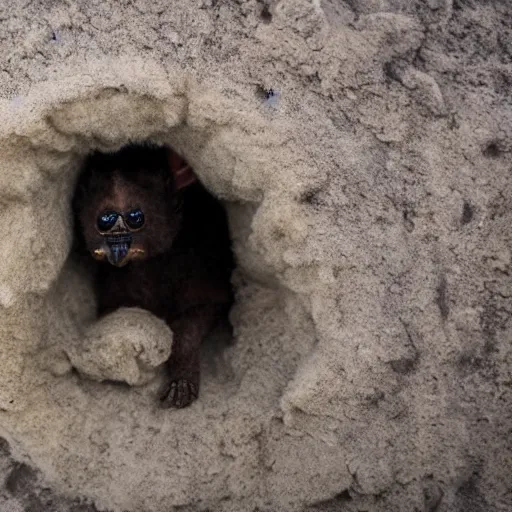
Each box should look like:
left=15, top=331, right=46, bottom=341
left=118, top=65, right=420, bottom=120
left=126, top=209, right=145, bottom=230
left=97, top=211, right=119, bottom=232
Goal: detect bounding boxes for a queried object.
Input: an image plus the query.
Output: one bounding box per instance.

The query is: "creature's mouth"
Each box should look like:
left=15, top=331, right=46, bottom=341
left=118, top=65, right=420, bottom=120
left=92, top=234, right=146, bottom=266
left=106, top=233, right=132, bottom=267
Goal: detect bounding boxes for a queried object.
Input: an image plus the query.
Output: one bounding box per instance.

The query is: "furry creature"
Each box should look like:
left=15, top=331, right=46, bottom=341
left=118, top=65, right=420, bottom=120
left=72, top=144, right=234, bottom=408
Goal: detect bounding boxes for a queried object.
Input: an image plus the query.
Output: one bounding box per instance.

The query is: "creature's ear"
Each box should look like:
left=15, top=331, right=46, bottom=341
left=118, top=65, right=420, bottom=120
left=168, top=149, right=197, bottom=190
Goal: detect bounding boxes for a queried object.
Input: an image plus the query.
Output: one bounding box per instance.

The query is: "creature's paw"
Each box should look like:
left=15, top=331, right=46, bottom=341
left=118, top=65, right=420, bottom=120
left=160, top=378, right=198, bottom=409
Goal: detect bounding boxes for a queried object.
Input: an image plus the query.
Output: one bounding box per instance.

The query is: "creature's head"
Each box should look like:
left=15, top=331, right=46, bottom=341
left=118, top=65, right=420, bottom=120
left=73, top=145, right=196, bottom=267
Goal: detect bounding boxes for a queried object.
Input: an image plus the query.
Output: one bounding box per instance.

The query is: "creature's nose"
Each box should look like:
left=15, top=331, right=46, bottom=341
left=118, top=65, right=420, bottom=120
left=111, top=215, right=127, bottom=233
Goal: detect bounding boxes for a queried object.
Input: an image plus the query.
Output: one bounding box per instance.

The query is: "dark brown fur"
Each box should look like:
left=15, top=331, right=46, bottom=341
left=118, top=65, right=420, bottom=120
left=73, top=144, right=234, bottom=408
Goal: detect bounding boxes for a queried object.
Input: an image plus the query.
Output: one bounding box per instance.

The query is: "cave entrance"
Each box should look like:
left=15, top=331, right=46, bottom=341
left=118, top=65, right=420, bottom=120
left=0, top=68, right=325, bottom=512
left=70, top=143, right=236, bottom=401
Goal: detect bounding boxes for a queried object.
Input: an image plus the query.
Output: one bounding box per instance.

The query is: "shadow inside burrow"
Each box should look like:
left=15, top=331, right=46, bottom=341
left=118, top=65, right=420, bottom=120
left=68, top=142, right=237, bottom=390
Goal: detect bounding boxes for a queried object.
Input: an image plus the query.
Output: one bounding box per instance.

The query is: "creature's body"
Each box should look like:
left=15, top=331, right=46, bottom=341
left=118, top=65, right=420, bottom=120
left=73, top=145, right=234, bottom=408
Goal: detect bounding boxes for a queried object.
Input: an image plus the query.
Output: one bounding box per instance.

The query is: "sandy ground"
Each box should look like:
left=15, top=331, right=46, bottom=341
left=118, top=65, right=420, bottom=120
left=0, top=1, right=511, bottom=511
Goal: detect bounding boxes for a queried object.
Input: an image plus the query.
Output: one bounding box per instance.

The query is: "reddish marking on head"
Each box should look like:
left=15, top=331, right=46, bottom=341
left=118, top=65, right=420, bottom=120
left=168, top=150, right=197, bottom=189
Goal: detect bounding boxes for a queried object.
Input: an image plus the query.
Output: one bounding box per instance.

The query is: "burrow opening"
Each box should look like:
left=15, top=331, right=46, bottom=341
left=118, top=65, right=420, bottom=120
left=68, top=142, right=238, bottom=395
left=2, top=81, right=311, bottom=413
left=0, top=73, right=328, bottom=512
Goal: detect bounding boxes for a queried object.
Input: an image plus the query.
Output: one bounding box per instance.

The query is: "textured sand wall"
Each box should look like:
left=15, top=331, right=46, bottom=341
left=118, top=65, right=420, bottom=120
left=0, top=1, right=510, bottom=511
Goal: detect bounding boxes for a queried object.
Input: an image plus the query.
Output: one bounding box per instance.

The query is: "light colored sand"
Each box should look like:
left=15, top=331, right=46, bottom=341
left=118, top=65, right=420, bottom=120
left=0, top=1, right=510, bottom=511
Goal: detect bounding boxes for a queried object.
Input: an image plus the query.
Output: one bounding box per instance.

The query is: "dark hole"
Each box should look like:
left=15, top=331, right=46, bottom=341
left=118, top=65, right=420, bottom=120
left=383, top=61, right=400, bottom=82
left=298, top=188, right=321, bottom=205
left=260, top=4, right=272, bottom=23
left=423, top=478, right=444, bottom=512
left=383, top=61, right=396, bottom=81
left=482, top=142, right=501, bottom=158
left=461, top=201, right=474, bottom=225
left=390, top=356, right=418, bottom=375
left=402, top=207, right=415, bottom=232
left=435, top=275, right=449, bottom=320
left=0, top=436, right=11, bottom=456
left=5, top=462, right=37, bottom=495
left=334, top=490, right=353, bottom=502
left=255, top=84, right=274, bottom=100
left=310, top=489, right=353, bottom=509
left=455, top=471, right=488, bottom=512
left=71, top=143, right=235, bottom=391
